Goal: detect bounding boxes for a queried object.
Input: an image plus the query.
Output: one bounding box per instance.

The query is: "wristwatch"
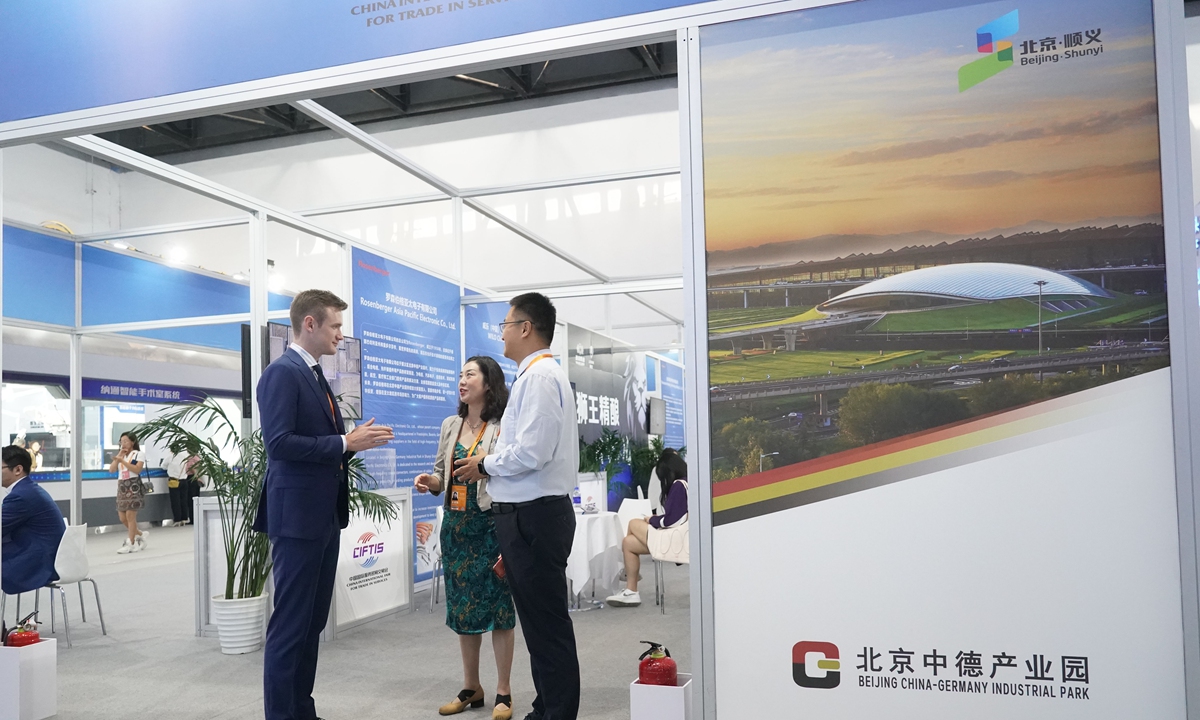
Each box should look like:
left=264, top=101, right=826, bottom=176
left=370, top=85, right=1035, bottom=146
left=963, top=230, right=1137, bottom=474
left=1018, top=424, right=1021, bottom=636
left=479, top=456, right=490, bottom=478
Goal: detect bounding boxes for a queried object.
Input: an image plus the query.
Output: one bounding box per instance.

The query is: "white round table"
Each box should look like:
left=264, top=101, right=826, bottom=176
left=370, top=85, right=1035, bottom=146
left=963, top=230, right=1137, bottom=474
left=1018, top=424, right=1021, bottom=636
left=566, top=510, right=624, bottom=608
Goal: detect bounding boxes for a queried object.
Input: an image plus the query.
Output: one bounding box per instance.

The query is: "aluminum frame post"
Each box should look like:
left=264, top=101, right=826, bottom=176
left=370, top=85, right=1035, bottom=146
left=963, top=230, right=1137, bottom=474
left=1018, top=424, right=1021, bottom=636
left=70, top=240, right=83, bottom=525
left=249, top=212, right=268, bottom=430
left=679, top=25, right=717, bottom=720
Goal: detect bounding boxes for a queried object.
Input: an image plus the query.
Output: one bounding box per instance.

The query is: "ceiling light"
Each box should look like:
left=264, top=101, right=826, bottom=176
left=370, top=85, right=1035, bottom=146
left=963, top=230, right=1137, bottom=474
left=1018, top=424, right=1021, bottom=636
left=167, top=247, right=187, bottom=265
left=233, top=273, right=246, bottom=281
left=111, top=241, right=129, bottom=250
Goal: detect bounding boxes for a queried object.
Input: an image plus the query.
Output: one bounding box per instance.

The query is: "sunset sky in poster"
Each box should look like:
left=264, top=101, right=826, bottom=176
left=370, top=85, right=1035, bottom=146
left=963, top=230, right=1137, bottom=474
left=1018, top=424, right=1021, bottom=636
left=700, top=0, right=1162, bottom=256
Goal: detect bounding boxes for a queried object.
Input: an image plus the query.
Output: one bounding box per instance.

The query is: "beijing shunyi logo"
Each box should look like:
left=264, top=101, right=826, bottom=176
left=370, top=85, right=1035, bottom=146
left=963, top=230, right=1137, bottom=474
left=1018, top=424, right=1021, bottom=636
left=958, top=9, right=1105, bottom=92
left=958, top=10, right=1019, bottom=92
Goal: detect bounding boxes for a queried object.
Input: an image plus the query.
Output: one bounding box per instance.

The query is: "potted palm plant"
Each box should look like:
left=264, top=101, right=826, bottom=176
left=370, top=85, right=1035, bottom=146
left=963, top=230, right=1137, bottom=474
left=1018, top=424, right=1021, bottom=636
left=136, top=397, right=396, bottom=654
left=628, top=436, right=664, bottom=502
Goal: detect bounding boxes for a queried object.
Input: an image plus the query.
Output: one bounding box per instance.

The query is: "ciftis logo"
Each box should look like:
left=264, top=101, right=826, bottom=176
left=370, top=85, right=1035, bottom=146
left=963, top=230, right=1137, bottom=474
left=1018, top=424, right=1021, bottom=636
left=959, top=10, right=1019, bottom=92
left=792, top=641, right=841, bottom=689
left=352, top=532, right=385, bottom=568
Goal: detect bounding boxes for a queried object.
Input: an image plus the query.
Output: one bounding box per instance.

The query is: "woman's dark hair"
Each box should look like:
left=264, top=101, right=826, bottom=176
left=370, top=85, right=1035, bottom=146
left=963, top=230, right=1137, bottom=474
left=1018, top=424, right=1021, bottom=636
left=656, top=448, right=687, bottom=501
left=458, top=356, right=510, bottom=423
left=120, top=431, right=141, bottom=451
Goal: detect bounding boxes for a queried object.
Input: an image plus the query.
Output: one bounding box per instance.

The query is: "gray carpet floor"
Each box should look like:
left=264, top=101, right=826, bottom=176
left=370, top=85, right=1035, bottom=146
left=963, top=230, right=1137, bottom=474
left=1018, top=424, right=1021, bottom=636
left=4, top=523, right=691, bottom=720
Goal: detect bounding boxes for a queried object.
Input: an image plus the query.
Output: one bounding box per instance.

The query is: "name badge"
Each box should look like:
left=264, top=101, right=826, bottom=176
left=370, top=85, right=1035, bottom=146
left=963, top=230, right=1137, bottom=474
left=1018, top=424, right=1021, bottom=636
left=449, top=485, right=468, bottom=512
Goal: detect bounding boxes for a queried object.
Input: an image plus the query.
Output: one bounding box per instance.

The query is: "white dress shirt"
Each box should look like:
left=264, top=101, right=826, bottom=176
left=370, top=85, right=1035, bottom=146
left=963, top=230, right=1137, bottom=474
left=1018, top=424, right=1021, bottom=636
left=484, top=349, right=579, bottom=503
left=289, top=343, right=347, bottom=453
left=165, top=452, right=189, bottom=479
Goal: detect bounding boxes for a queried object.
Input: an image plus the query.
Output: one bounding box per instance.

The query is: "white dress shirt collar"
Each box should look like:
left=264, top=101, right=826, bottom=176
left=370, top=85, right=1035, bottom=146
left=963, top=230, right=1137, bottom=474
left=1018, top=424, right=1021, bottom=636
left=289, top=343, right=319, bottom=369
left=517, top=349, right=553, bottom=373
left=7, top=475, right=26, bottom=491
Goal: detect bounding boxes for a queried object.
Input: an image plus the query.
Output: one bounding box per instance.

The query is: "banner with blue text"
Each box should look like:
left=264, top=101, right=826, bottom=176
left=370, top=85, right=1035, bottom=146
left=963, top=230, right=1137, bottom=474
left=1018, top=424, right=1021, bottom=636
left=352, top=248, right=460, bottom=584
left=464, top=302, right=518, bottom=388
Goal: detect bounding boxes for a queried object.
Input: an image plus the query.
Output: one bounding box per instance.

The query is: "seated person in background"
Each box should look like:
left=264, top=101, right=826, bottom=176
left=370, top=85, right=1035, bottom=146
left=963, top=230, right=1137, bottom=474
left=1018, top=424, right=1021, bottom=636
left=1, top=445, right=65, bottom=595
left=606, top=449, right=688, bottom=607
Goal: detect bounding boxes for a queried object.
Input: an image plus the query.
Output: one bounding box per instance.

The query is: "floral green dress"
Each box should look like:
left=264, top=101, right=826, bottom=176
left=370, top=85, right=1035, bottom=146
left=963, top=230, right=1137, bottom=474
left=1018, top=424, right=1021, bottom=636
left=441, top=441, right=516, bottom=634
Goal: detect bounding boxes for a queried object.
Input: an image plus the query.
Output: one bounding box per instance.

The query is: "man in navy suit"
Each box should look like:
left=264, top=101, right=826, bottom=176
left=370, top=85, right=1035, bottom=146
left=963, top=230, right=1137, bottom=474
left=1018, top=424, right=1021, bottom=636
left=2, top=445, right=65, bottom=596
left=253, top=289, right=393, bottom=720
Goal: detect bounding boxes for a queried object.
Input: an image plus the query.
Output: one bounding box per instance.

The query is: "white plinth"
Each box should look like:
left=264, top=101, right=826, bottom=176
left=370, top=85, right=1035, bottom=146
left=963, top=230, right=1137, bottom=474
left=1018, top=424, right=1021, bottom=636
left=630, top=672, right=691, bottom=720
left=0, top=639, right=57, bottom=720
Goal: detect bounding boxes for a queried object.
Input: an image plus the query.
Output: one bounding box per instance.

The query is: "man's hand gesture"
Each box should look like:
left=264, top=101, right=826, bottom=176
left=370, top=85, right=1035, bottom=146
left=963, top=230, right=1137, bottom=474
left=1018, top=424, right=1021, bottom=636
left=346, top=418, right=394, bottom=453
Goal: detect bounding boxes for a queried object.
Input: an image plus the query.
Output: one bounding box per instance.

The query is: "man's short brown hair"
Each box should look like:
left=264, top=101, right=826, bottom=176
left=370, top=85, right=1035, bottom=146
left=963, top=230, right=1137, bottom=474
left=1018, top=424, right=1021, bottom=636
left=289, top=289, right=348, bottom=331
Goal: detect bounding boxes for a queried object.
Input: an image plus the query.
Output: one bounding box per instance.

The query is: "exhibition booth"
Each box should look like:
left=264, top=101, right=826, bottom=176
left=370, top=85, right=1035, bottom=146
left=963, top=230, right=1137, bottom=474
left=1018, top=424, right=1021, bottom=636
left=2, top=0, right=1200, bottom=719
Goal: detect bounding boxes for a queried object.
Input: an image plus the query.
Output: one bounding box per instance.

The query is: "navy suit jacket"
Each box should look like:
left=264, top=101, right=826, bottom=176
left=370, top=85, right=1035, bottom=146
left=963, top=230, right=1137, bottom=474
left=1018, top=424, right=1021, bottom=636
left=253, top=348, right=352, bottom=540
left=2, top=478, right=65, bottom=595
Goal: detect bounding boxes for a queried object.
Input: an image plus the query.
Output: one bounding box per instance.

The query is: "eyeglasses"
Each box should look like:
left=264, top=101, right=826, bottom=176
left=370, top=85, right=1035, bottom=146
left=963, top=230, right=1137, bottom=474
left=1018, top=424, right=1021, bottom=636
left=498, top=319, right=530, bottom=329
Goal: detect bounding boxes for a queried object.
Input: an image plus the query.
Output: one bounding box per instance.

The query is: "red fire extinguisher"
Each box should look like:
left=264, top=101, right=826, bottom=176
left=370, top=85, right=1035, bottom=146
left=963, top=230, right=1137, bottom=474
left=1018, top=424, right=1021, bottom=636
left=638, top=640, right=678, bottom=686
left=5, top=612, right=40, bottom=647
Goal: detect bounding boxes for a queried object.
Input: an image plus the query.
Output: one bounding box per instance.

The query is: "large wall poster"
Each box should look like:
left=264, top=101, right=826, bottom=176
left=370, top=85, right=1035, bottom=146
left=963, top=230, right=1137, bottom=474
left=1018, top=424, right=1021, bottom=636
left=567, top=324, right=650, bottom=447
left=701, top=0, right=1187, bottom=717
left=352, top=247, right=460, bottom=584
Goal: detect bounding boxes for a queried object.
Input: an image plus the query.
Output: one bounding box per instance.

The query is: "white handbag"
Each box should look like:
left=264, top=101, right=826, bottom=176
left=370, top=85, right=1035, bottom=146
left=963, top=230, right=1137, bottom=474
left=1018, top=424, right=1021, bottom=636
left=646, top=481, right=689, bottom=565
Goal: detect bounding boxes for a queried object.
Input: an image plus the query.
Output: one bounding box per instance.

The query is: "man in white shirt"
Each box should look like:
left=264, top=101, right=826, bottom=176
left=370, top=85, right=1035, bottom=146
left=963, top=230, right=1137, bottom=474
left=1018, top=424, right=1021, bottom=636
left=454, top=292, right=580, bottom=720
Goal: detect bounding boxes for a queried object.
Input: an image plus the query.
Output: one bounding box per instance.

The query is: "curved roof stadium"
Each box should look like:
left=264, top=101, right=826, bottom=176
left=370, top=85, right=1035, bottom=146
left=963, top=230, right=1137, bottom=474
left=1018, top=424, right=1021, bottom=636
left=819, top=262, right=1111, bottom=312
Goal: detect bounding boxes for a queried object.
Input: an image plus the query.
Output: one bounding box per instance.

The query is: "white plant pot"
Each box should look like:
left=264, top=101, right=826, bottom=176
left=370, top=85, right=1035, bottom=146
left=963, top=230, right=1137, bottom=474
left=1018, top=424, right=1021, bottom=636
left=211, top=594, right=268, bottom=655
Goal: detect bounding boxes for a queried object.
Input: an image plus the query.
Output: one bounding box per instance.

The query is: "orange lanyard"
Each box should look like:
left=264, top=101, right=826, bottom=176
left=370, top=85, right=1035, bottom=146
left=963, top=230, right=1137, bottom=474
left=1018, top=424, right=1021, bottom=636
left=518, top=353, right=554, bottom=379
left=464, top=422, right=488, bottom=457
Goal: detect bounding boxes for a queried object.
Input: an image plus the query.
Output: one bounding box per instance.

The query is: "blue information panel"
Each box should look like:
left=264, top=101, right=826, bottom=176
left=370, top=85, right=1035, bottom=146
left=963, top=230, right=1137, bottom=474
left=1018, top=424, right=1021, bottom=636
left=1, top=0, right=711, bottom=123
left=463, top=302, right=518, bottom=388
left=3, top=226, right=75, bottom=327
left=352, top=248, right=460, bottom=584
left=661, top=360, right=685, bottom=451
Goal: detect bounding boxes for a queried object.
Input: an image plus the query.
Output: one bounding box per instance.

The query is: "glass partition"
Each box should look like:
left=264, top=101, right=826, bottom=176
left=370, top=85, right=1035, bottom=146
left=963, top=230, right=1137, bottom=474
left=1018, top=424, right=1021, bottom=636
left=310, top=199, right=457, bottom=281
left=474, top=175, right=682, bottom=281
left=374, top=86, right=679, bottom=189
left=2, top=381, right=72, bottom=471
left=266, top=220, right=346, bottom=299
left=174, top=135, right=437, bottom=212
left=460, top=205, right=594, bottom=291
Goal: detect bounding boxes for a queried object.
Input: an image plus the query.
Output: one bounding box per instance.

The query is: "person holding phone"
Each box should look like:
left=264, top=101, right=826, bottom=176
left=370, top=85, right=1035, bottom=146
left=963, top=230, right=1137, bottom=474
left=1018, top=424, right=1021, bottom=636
left=416, top=356, right=516, bottom=720
left=109, top=431, right=147, bottom=554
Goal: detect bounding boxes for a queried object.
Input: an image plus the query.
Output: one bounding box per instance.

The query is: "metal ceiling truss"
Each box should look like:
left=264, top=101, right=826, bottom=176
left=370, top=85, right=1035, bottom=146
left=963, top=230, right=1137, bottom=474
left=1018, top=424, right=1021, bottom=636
left=57, top=134, right=470, bottom=291
left=92, top=44, right=676, bottom=159
left=290, top=98, right=680, bottom=325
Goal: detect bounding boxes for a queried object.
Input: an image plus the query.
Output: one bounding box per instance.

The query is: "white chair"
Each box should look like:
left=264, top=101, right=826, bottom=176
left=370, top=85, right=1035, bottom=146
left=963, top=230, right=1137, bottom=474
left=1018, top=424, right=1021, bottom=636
left=428, top=505, right=444, bottom=614
left=616, top=496, right=652, bottom=537
left=647, top=469, right=664, bottom=515
left=34, top=524, right=107, bottom=648
left=615, top=495, right=661, bottom=608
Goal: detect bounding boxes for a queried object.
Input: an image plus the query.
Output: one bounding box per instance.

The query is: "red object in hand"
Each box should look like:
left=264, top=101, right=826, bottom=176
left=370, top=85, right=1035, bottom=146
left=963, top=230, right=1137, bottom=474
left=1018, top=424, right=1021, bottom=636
left=638, top=641, right=678, bottom=686
left=6, top=629, right=39, bottom=647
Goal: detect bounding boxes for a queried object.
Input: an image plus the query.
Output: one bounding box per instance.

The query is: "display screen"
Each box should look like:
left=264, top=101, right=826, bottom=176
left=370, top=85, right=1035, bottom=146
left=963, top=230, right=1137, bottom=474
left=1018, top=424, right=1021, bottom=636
left=267, top=322, right=363, bottom=420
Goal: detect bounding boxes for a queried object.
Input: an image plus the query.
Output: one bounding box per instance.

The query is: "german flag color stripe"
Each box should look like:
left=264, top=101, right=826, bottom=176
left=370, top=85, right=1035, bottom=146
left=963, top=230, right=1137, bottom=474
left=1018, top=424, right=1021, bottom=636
left=712, top=385, right=1111, bottom=525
